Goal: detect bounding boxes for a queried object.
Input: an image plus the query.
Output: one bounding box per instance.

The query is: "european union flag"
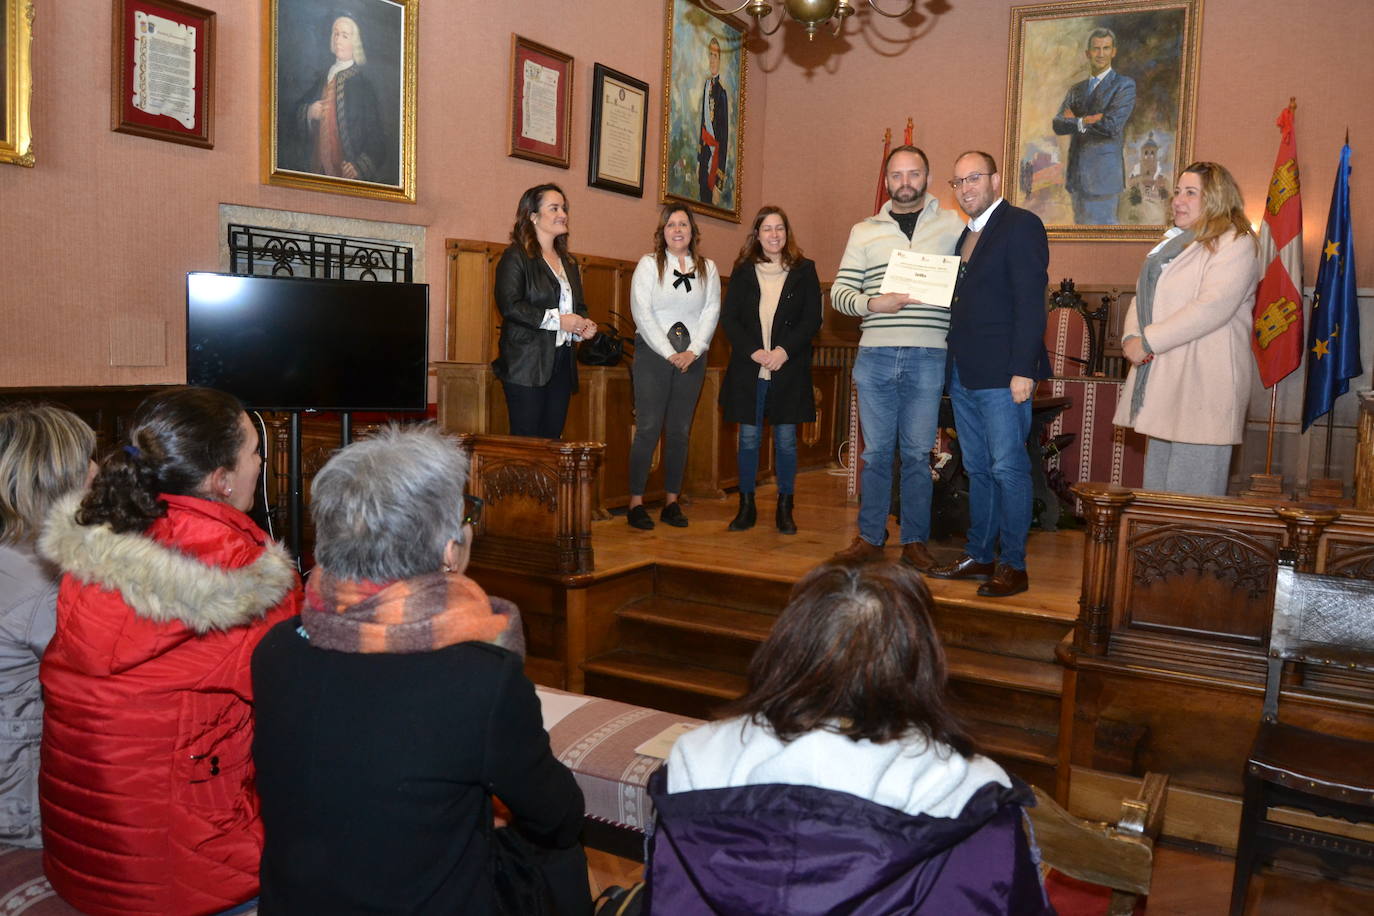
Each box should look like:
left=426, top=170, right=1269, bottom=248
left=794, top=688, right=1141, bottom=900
left=1302, top=143, right=1362, bottom=431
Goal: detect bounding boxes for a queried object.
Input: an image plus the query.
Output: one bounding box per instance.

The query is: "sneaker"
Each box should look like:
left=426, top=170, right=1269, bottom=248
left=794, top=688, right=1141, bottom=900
left=627, top=505, right=654, bottom=530
left=660, top=501, right=689, bottom=528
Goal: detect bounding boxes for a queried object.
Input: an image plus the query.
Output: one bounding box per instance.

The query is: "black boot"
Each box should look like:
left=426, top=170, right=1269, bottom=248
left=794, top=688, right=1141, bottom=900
left=776, top=494, right=797, bottom=535
left=727, top=492, right=756, bottom=531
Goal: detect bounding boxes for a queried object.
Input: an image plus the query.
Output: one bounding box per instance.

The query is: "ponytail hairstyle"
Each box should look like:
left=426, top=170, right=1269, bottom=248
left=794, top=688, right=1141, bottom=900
left=0, top=404, right=96, bottom=546
left=78, top=387, right=247, bottom=534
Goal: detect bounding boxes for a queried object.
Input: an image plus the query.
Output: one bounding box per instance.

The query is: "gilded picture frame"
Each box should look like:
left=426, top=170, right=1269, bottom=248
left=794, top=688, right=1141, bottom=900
left=262, top=0, right=417, bottom=203
left=1004, top=0, right=1203, bottom=241
left=659, top=0, right=747, bottom=223
left=1, top=0, right=35, bottom=167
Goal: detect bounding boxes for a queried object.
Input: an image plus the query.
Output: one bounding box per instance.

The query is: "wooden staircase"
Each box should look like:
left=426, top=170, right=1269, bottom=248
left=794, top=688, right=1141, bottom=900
left=581, top=563, right=1073, bottom=790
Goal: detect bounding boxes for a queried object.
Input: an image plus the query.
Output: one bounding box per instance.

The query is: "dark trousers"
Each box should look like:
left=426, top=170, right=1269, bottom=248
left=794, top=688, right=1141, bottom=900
left=503, top=345, right=574, bottom=439
left=629, top=339, right=707, bottom=495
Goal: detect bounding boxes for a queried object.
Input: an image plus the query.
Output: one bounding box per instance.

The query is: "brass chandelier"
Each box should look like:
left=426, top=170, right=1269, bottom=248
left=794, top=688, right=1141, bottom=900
left=702, top=0, right=918, bottom=40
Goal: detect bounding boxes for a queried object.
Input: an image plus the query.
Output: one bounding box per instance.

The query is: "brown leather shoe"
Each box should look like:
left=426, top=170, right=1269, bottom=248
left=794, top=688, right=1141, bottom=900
left=977, top=564, right=1029, bottom=598
left=900, top=542, right=936, bottom=572
left=833, top=536, right=885, bottom=563
left=926, top=554, right=995, bottom=581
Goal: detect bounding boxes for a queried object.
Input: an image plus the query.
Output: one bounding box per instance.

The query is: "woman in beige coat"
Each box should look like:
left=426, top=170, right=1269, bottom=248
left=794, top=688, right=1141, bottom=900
left=1112, top=161, right=1261, bottom=495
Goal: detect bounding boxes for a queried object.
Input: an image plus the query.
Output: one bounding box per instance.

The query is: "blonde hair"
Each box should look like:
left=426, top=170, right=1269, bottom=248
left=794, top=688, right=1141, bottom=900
left=0, top=404, right=96, bottom=545
left=1181, top=161, right=1257, bottom=252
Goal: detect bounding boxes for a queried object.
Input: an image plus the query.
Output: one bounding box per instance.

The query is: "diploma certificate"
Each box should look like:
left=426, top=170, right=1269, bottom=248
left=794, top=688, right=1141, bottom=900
left=878, top=250, right=962, bottom=308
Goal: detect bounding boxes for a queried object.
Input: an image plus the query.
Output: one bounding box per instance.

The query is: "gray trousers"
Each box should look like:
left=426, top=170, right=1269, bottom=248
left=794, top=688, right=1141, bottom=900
left=629, top=338, right=706, bottom=495
left=1143, top=437, right=1232, bottom=496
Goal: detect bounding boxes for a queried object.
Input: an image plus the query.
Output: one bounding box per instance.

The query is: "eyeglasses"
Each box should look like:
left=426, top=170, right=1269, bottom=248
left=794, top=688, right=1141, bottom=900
left=462, top=494, right=484, bottom=527
left=948, top=171, right=994, bottom=189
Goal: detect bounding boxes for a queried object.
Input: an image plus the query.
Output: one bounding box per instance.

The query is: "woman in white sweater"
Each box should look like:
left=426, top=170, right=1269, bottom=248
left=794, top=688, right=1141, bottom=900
left=625, top=206, right=721, bottom=529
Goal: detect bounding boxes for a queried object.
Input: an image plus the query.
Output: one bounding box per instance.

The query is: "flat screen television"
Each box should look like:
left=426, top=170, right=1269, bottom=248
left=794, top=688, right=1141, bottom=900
left=186, top=272, right=429, bottom=412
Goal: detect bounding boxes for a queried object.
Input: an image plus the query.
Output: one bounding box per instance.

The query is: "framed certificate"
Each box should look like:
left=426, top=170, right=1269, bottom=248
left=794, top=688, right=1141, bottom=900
left=110, top=0, right=215, bottom=148
left=508, top=34, right=573, bottom=169
left=588, top=63, right=648, bottom=197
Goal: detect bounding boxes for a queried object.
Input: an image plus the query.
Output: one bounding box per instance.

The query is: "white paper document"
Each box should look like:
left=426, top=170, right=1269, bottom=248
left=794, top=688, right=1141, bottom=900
left=132, top=11, right=198, bottom=129
left=878, top=249, right=962, bottom=308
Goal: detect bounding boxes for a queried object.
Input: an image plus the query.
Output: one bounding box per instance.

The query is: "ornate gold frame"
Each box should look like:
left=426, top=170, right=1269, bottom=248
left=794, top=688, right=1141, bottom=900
left=659, top=0, right=748, bottom=223
left=1004, top=0, right=1203, bottom=241
left=261, top=0, right=418, bottom=203
left=1, top=0, right=35, bottom=167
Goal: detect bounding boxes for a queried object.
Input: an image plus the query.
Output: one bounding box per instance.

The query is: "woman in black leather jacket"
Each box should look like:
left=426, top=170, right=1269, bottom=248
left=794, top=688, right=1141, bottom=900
left=491, top=184, right=597, bottom=438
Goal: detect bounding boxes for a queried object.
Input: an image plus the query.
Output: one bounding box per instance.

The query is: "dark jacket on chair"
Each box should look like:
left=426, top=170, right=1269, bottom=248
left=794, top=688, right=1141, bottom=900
left=948, top=202, right=1051, bottom=389
left=718, top=257, right=823, bottom=425
left=491, top=244, right=589, bottom=389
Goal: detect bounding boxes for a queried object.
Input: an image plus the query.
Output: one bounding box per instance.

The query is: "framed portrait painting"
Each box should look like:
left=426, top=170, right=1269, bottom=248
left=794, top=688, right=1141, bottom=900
left=1, top=0, right=34, bottom=167
left=1004, top=0, right=1203, bottom=240
left=659, top=0, right=747, bottom=223
left=110, top=0, right=215, bottom=149
left=262, top=0, right=417, bottom=203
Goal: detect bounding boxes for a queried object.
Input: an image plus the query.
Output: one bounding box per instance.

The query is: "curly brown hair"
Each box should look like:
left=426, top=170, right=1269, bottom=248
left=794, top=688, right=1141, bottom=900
left=725, top=558, right=974, bottom=754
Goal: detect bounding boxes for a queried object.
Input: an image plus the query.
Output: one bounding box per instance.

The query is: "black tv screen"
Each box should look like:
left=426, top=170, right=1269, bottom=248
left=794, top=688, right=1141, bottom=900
left=186, top=273, right=429, bottom=411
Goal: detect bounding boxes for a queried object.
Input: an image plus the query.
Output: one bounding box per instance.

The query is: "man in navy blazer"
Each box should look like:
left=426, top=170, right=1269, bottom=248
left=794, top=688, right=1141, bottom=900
left=1051, top=28, right=1136, bottom=225
left=927, top=152, right=1049, bottom=598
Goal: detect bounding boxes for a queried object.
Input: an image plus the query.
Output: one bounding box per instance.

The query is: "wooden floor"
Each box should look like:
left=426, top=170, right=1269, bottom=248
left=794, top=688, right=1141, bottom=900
left=593, top=467, right=1082, bottom=623
left=585, top=469, right=1374, bottom=914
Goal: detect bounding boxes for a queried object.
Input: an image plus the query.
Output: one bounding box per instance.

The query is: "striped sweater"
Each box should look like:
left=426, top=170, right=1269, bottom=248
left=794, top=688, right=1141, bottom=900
left=830, top=196, right=965, bottom=348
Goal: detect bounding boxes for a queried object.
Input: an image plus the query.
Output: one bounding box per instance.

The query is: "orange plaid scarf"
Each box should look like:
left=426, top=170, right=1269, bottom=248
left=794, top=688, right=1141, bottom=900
left=302, top=568, right=519, bottom=654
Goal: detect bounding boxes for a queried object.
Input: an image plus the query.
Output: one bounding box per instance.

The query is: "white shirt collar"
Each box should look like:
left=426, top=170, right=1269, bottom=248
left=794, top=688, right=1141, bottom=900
left=967, top=197, right=1005, bottom=233
left=327, top=59, right=356, bottom=83
left=1147, top=225, right=1186, bottom=256
left=1089, top=67, right=1113, bottom=86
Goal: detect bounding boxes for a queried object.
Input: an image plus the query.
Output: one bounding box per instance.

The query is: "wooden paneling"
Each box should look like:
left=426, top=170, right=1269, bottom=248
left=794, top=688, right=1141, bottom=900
left=445, top=240, right=504, bottom=363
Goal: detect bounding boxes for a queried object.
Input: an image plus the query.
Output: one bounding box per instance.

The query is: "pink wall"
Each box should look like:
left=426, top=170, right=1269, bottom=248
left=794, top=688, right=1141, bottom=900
left=2, top=0, right=1366, bottom=388
left=0, top=0, right=768, bottom=386
left=759, top=0, right=1371, bottom=288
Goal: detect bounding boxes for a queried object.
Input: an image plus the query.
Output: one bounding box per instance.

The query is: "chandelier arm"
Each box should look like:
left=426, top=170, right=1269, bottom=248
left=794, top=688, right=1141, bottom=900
left=698, top=1, right=757, bottom=16
left=866, top=0, right=917, bottom=18
left=757, top=5, right=787, bottom=36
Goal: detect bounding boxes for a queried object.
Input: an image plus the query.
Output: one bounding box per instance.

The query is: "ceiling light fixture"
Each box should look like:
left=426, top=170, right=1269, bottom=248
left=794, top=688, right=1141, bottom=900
left=702, top=0, right=917, bottom=41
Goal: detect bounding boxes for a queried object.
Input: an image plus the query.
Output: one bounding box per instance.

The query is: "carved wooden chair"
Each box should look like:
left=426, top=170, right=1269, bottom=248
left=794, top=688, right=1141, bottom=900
left=1228, top=553, right=1374, bottom=915
left=1030, top=773, right=1168, bottom=915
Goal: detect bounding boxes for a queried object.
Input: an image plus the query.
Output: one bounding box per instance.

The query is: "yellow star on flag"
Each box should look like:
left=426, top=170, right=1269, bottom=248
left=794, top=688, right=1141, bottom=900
left=1324, top=239, right=1340, bottom=259
left=1312, top=339, right=1330, bottom=359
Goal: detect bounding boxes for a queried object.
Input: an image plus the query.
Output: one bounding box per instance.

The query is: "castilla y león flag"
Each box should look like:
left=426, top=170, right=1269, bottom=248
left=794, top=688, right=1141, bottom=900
left=1252, top=106, right=1304, bottom=388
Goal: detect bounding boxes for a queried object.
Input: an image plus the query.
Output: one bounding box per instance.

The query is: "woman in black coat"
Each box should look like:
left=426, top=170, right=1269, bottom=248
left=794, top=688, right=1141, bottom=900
left=719, top=206, right=823, bottom=534
left=491, top=183, right=598, bottom=438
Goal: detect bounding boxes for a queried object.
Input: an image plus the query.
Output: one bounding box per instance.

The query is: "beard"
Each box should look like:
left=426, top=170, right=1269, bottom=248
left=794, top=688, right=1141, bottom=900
left=889, top=184, right=922, bottom=204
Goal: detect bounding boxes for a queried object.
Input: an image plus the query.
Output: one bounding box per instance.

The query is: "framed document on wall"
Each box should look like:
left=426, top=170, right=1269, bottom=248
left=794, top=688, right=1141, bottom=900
left=110, top=0, right=216, bottom=148
left=588, top=63, right=648, bottom=197
left=508, top=34, right=573, bottom=169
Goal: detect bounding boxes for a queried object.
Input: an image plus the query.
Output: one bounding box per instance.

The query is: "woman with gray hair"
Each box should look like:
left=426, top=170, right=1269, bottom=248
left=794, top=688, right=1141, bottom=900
left=251, top=425, right=589, bottom=915
left=0, top=404, right=95, bottom=848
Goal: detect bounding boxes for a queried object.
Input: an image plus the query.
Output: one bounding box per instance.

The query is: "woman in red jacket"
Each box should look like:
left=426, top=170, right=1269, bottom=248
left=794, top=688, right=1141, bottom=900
left=37, top=387, right=301, bottom=916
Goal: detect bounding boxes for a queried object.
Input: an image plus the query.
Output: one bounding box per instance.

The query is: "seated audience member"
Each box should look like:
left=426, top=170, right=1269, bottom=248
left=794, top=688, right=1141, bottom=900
left=648, top=559, right=1050, bottom=915
left=251, top=425, right=589, bottom=915
left=0, top=405, right=95, bottom=849
left=37, top=387, right=301, bottom=915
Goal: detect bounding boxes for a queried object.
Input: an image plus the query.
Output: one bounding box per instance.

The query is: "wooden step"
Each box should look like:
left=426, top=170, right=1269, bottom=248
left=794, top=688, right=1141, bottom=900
left=583, top=649, right=747, bottom=700
left=931, top=602, right=1074, bottom=664
left=945, top=646, right=1063, bottom=697
left=652, top=565, right=793, bottom=615
left=619, top=596, right=775, bottom=642
left=967, top=717, right=1058, bottom=769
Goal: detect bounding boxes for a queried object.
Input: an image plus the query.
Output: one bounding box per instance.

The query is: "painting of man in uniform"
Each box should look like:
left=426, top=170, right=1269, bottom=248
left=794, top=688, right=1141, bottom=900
left=275, top=0, right=404, bottom=189
left=1008, top=1, right=1195, bottom=234
left=661, top=0, right=746, bottom=222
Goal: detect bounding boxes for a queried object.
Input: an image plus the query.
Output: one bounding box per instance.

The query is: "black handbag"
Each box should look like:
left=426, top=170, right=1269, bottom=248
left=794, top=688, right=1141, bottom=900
left=577, top=310, right=631, bottom=367
left=666, top=321, right=691, bottom=354
left=490, top=825, right=555, bottom=916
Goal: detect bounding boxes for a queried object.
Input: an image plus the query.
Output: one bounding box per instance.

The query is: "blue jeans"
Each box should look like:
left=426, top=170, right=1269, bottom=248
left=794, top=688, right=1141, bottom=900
left=738, top=378, right=797, bottom=494
left=852, top=346, right=946, bottom=546
left=949, top=363, right=1033, bottom=570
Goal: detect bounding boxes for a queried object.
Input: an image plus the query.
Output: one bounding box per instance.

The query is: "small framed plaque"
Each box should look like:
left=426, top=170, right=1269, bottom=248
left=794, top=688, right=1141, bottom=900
left=587, top=63, right=648, bottom=197
left=509, top=34, right=573, bottom=169
left=110, top=0, right=215, bottom=148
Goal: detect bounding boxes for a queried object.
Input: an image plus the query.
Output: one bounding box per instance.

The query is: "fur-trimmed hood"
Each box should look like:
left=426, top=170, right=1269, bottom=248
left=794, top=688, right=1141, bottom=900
left=38, top=491, right=296, bottom=633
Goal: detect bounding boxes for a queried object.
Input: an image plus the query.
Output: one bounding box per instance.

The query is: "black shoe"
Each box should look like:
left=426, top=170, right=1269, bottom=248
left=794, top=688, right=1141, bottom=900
left=627, top=505, right=654, bottom=530
left=727, top=493, right=757, bottom=531
left=660, top=501, right=689, bottom=527
left=775, top=494, right=797, bottom=535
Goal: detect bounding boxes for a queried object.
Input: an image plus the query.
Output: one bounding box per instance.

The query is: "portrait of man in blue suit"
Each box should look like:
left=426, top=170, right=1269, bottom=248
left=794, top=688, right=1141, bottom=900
left=1051, top=28, right=1136, bottom=225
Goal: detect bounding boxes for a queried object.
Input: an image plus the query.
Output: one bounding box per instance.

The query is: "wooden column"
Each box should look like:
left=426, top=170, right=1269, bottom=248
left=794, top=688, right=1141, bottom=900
left=1071, top=482, right=1135, bottom=656
left=1274, top=503, right=1340, bottom=572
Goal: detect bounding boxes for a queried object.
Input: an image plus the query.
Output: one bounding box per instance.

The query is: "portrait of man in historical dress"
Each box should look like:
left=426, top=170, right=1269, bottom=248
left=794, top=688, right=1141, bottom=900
left=697, top=37, right=729, bottom=204
left=1050, top=28, right=1136, bottom=225
left=274, top=1, right=405, bottom=190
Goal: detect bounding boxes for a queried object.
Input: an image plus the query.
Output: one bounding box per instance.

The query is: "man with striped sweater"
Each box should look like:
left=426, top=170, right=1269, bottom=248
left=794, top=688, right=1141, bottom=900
left=830, top=146, right=964, bottom=570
